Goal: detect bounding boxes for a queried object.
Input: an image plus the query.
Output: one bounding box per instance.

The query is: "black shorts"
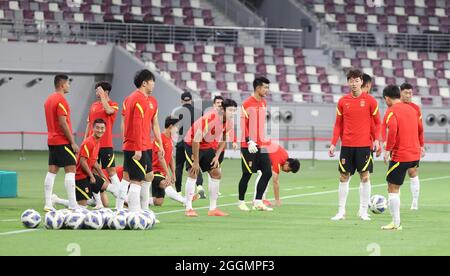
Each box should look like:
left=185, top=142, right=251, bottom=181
left=48, top=144, right=77, bottom=167
left=219, top=151, right=225, bottom=164
left=338, top=146, right=373, bottom=175
left=386, top=161, right=420, bottom=186
left=98, top=147, right=116, bottom=169
left=241, top=148, right=272, bottom=174
left=152, top=172, right=167, bottom=199
left=75, top=175, right=105, bottom=201
left=123, top=150, right=147, bottom=182
left=144, top=150, right=153, bottom=174
left=185, top=144, right=217, bottom=173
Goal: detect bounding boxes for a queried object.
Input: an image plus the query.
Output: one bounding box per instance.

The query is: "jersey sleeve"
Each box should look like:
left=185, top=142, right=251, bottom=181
left=57, top=100, right=69, bottom=117
left=370, top=97, right=381, bottom=141
left=80, top=141, right=91, bottom=159
left=331, top=99, right=344, bottom=146
left=132, top=98, right=145, bottom=150
left=385, top=111, right=398, bottom=151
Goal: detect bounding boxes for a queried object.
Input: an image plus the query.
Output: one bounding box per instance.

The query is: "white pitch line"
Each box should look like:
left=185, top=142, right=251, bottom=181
left=1, top=175, right=449, bottom=236
left=0, top=219, right=19, bottom=222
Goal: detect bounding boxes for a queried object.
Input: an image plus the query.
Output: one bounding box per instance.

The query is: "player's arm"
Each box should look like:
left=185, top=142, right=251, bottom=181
left=84, top=118, right=91, bottom=141
left=132, top=101, right=145, bottom=160
left=169, top=155, right=176, bottom=184
left=93, top=162, right=109, bottom=184
left=157, top=148, right=171, bottom=181
left=370, top=99, right=381, bottom=153
left=80, top=156, right=95, bottom=183
left=190, top=128, right=203, bottom=176
left=152, top=111, right=165, bottom=157
left=97, top=87, right=116, bottom=115
left=272, top=172, right=281, bottom=207
left=330, top=101, right=343, bottom=157
left=211, top=141, right=226, bottom=169
left=58, top=115, right=79, bottom=153
left=417, top=110, right=425, bottom=157
left=384, top=112, right=398, bottom=164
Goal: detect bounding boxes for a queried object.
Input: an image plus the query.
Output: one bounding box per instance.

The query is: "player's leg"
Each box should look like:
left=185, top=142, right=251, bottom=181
left=141, top=151, right=154, bottom=211
left=332, top=147, right=354, bottom=220
left=51, top=193, right=69, bottom=208
left=57, top=144, right=79, bottom=210
left=238, top=148, right=254, bottom=211
left=253, top=150, right=273, bottom=211
left=151, top=174, right=166, bottom=206
left=101, top=148, right=120, bottom=197
left=207, top=167, right=228, bottom=216
left=116, top=151, right=131, bottom=210
left=44, top=158, right=59, bottom=211
left=125, top=151, right=146, bottom=212
left=184, top=145, right=199, bottom=216
left=156, top=174, right=187, bottom=205
left=356, top=148, right=373, bottom=220
left=75, top=178, right=92, bottom=208
left=408, top=165, right=420, bottom=210
left=382, top=162, right=407, bottom=230
left=175, top=143, right=186, bottom=193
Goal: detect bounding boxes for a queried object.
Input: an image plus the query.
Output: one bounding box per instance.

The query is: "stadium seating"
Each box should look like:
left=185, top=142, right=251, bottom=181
left=127, top=42, right=343, bottom=103
left=333, top=48, right=450, bottom=106
left=301, top=0, right=450, bottom=33
left=0, top=0, right=214, bottom=26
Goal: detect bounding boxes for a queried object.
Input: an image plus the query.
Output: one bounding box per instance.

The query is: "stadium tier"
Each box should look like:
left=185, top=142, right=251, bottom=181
left=0, top=0, right=214, bottom=26
left=301, top=0, right=450, bottom=33
left=127, top=42, right=343, bottom=103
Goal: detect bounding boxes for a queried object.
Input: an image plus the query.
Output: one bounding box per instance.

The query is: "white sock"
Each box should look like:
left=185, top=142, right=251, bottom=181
left=359, top=181, right=371, bottom=215
left=239, top=200, right=246, bottom=205
left=53, top=196, right=69, bottom=208
left=185, top=177, right=196, bottom=210
left=410, top=176, right=420, bottom=206
left=87, top=198, right=96, bottom=207
left=116, top=179, right=130, bottom=210
left=93, top=193, right=104, bottom=208
left=338, top=179, right=350, bottom=214
left=262, top=183, right=269, bottom=201
left=44, top=172, right=56, bottom=207
left=165, top=186, right=185, bottom=204
left=388, top=193, right=401, bottom=227
left=140, top=181, right=151, bottom=211
left=254, top=199, right=262, bottom=206
left=253, top=170, right=262, bottom=201
left=149, top=197, right=154, bottom=206
left=128, top=184, right=142, bottom=212
left=64, top=173, right=77, bottom=209
left=110, top=174, right=120, bottom=187
left=209, top=178, right=220, bottom=211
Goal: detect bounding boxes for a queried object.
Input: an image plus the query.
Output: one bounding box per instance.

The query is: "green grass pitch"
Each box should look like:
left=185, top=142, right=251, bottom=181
left=1, top=150, right=450, bottom=256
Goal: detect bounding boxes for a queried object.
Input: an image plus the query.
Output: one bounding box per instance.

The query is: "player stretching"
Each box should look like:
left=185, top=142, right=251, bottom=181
left=238, top=77, right=273, bottom=212
left=381, top=85, right=422, bottom=230
left=84, top=81, right=120, bottom=198
left=43, top=74, right=79, bottom=211
left=183, top=99, right=238, bottom=217
left=329, top=69, right=381, bottom=221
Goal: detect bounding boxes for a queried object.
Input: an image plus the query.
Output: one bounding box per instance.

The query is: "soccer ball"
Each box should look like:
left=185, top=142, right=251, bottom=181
left=21, top=209, right=41, bottom=229
left=108, top=214, right=127, bottom=230
left=141, top=210, right=155, bottom=229
left=59, top=209, right=72, bottom=226
left=369, top=195, right=388, bottom=214
left=127, top=212, right=148, bottom=230
left=84, top=211, right=104, bottom=230
left=101, top=212, right=114, bottom=229
left=65, top=212, right=86, bottom=230
left=44, top=211, right=65, bottom=230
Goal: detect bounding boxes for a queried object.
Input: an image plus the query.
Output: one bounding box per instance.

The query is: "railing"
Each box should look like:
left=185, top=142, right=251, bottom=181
left=333, top=31, right=450, bottom=52
left=208, top=0, right=265, bottom=28
left=0, top=19, right=303, bottom=48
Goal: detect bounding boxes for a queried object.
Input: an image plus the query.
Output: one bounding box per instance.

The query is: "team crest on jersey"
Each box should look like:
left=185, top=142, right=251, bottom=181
left=360, top=100, right=366, bottom=107
left=85, top=187, right=90, bottom=193
left=149, top=103, right=154, bottom=109
left=341, top=158, right=346, bottom=165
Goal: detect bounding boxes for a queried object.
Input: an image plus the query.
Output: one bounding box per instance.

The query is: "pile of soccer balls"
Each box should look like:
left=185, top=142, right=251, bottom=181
left=20, top=208, right=156, bottom=230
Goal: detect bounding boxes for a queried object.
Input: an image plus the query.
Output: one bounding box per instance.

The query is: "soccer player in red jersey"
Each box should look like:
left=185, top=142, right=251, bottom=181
left=43, top=74, right=79, bottom=211
left=117, top=70, right=152, bottom=212
left=151, top=116, right=193, bottom=206
left=329, top=69, right=381, bottom=221
left=253, top=142, right=300, bottom=207
left=84, top=81, right=120, bottom=198
left=238, top=77, right=273, bottom=212
left=381, top=85, right=422, bottom=230
left=183, top=99, right=238, bottom=217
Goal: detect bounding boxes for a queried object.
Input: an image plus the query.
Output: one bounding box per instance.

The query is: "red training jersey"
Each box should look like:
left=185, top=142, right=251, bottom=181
left=384, top=103, right=422, bottom=162
left=241, top=96, right=270, bottom=148
left=122, top=90, right=148, bottom=151
left=331, top=92, right=381, bottom=147
left=102, top=166, right=123, bottom=182
left=143, top=95, right=158, bottom=150
left=185, top=110, right=233, bottom=150
left=75, top=135, right=100, bottom=180
left=44, top=92, right=73, bottom=145
left=87, top=100, right=119, bottom=148
left=152, top=133, right=173, bottom=176
left=268, top=142, right=289, bottom=174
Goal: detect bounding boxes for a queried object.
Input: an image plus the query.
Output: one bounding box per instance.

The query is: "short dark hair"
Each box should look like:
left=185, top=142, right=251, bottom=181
left=346, top=69, right=363, bottom=81
left=213, top=95, right=224, bottom=104
left=362, top=73, right=372, bottom=87
left=287, top=158, right=300, bottom=173
left=253, top=77, right=270, bottom=90
left=164, top=116, right=180, bottom=129
left=134, top=69, right=155, bottom=88
left=95, top=81, right=112, bottom=94
left=221, top=99, right=238, bottom=110
left=400, top=83, right=413, bottom=91
left=181, top=91, right=192, bottom=101
left=93, top=118, right=106, bottom=126
left=383, top=85, right=401, bottom=99
left=54, top=74, right=69, bottom=87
